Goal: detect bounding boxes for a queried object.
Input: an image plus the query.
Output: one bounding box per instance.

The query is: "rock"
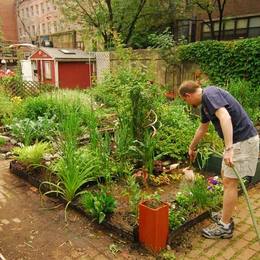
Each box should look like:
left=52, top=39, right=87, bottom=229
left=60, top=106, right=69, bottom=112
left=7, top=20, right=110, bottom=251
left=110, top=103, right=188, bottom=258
left=43, top=153, right=52, bottom=161
left=5, top=152, right=15, bottom=159
left=182, top=167, right=195, bottom=182
left=162, top=160, right=171, bottom=166
left=10, top=139, right=18, bottom=145
left=169, top=163, right=180, bottom=170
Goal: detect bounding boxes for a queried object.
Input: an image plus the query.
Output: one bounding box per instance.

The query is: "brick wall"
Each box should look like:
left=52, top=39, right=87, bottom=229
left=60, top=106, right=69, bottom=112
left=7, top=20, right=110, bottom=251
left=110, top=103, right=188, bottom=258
left=0, top=0, right=18, bottom=42
left=196, top=0, right=260, bottom=20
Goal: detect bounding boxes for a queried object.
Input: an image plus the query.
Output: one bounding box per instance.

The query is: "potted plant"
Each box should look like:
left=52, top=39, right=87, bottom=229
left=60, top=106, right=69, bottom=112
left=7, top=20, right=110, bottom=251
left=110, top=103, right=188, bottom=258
left=138, top=199, right=169, bottom=253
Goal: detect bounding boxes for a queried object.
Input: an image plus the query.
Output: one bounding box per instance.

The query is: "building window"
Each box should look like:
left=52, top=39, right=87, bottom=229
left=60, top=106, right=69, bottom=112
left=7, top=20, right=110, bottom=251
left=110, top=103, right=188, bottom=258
left=41, top=2, right=45, bottom=14
left=47, top=0, right=50, bottom=11
left=26, top=7, right=29, bottom=17
left=202, top=15, right=260, bottom=40
left=223, top=20, right=235, bottom=40
left=235, top=18, right=248, bottom=39
left=30, top=6, right=34, bottom=16
left=37, top=24, right=40, bottom=35
left=32, top=25, right=36, bottom=36
left=44, top=61, right=52, bottom=79
left=42, top=23, right=46, bottom=35
left=53, top=21, right=57, bottom=32
left=248, top=17, right=260, bottom=37
left=48, top=22, right=51, bottom=34
left=20, top=9, right=24, bottom=18
left=36, top=5, right=39, bottom=15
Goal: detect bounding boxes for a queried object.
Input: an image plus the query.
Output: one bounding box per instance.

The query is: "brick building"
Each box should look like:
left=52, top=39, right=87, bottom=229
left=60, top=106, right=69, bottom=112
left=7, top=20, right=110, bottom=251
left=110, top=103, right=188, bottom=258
left=0, top=0, right=18, bottom=43
left=16, top=0, right=82, bottom=49
left=174, top=0, right=260, bottom=42
left=198, top=0, right=260, bottom=40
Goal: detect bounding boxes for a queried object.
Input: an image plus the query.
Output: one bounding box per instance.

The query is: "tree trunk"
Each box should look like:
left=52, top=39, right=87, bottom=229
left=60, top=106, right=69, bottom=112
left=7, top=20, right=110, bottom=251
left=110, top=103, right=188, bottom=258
left=124, top=0, right=147, bottom=45
left=217, top=0, right=227, bottom=40
left=208, top=12, right=216, bottom=40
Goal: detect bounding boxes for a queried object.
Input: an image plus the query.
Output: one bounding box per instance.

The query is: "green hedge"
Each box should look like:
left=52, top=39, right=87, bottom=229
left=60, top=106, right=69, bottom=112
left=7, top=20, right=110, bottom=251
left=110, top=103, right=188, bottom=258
left=178, top=37, right=260, bottom=86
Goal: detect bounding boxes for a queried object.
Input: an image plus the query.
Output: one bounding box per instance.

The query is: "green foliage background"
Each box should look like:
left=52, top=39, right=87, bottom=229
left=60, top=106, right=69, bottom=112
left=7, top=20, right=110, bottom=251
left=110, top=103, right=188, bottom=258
left=178, top=37, right=260, bottom=86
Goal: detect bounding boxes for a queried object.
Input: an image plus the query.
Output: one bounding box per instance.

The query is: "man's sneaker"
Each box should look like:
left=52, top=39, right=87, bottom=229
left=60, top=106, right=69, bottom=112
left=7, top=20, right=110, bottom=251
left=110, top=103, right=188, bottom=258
left=210, top=212, right=235, bottom=231
left=202, top=222, right=233, bottom=239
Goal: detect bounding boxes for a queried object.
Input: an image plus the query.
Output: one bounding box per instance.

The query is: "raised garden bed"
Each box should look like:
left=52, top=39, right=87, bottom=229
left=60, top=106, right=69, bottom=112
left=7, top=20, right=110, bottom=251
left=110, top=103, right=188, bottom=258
left=8, top=158, right=237, bottom=247
left=9, top=132, right=260, bottom=250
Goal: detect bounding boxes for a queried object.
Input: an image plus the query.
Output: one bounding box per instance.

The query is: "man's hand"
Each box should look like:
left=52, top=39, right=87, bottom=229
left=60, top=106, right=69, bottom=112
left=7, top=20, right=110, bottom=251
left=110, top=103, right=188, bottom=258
left=188, top=147, right=197, bottom=162
left=224, top=149, right=234, bottom=167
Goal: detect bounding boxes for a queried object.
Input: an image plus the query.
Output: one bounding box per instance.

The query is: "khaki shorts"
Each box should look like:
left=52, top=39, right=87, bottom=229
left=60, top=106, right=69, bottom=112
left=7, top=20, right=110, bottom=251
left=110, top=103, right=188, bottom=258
left=222, top=135, right=259, bottom=179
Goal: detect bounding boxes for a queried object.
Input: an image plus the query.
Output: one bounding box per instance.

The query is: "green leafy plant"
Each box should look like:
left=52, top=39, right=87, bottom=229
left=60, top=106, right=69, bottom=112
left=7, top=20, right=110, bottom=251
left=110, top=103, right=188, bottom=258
left=124, top=174, right=142, bottom=216
left=114, top=113, right=134, bottom=162
left=12, top=142, right=51, bottom=166
left=156, top=101, right=199, bottom=161
left=0, top=136, right=6, bottom=146
left=148, top=27, right=187, bottom=66
left=8, top=116, right=58, bottom=145
left=40, top=110, right=98, bottom=221
left=169, top=175, right=223, bottom=230
left=129, top=130, right=156, bottom=175
left=81, top=188, right=116, bottom=223
left=15, top=95, right=57, bottom=120
left=0, top=87, right=16, bottom=122
left=223, top=79, right=260, bottom=124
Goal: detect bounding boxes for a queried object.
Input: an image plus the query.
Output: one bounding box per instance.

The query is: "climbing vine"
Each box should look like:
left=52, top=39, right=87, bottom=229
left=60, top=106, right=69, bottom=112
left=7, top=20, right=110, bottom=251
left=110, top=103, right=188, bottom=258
left=178, top=37, right=260, bottom=86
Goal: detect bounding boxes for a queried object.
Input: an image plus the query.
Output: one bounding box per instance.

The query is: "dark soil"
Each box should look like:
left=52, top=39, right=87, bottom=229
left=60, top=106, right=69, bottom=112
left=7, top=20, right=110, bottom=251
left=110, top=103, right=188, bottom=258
left=0, top=142, right=14, bottom=153
left=143, top=199, right=165, bottom=209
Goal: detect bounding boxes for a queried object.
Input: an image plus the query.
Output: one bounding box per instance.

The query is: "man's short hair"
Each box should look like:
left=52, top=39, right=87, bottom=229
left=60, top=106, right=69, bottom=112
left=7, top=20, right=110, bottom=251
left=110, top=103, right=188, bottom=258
left=179, top=80, right=200, bottom=97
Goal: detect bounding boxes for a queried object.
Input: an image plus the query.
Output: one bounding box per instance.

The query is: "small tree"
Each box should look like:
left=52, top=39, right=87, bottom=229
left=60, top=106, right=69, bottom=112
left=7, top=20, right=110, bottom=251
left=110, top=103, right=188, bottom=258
left=191, top=0, right=228, bottom=40
left=16, top=0, right=33, bottom=42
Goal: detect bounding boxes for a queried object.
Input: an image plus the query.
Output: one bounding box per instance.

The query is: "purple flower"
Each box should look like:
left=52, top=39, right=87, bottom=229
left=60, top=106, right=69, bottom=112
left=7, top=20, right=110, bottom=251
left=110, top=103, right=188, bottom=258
left=208, top=177, right=219, bottom=185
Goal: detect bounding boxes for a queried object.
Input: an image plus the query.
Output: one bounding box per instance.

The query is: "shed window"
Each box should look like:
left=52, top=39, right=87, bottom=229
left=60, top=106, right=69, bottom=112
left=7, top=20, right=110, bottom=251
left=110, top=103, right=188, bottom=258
left=44, top=61, right=52, bottom=79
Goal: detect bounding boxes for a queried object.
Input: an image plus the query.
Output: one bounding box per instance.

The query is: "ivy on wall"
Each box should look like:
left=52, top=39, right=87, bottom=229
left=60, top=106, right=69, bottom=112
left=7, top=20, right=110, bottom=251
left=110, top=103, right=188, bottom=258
left=178, top=37, right=260, bottom=86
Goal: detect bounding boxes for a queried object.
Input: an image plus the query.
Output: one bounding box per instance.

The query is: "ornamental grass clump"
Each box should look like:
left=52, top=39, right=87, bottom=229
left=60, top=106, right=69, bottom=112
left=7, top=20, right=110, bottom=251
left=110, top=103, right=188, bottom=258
left=40, top=110, right=98, bottom=221
left=12, top=142, right=52, bottom=166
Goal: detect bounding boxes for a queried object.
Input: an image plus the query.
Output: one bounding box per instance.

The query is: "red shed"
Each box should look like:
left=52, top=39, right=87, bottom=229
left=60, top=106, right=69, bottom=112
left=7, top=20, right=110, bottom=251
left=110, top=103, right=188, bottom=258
left=30, top=47, right=95, bottom=89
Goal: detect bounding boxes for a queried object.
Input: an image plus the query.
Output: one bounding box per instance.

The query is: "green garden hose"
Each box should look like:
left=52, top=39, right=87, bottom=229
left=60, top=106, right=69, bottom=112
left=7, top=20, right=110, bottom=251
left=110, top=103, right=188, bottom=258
left=231, top=166, right=260, bottom=243
left=211, top=149, right=260, bottom=244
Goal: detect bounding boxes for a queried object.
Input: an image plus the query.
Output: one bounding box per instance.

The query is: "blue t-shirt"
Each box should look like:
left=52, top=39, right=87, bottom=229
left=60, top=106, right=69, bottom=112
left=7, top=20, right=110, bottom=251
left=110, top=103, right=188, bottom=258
left=201, top=86, right=257, bottom=143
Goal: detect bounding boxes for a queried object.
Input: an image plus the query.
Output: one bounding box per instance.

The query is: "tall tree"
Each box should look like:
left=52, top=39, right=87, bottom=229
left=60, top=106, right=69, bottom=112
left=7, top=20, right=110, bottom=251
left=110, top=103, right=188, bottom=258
left=130, top=0, right=190, bottom=48
left=191, top=0, right=227, bottom=40
left=55, top=0, right=147, bottom=49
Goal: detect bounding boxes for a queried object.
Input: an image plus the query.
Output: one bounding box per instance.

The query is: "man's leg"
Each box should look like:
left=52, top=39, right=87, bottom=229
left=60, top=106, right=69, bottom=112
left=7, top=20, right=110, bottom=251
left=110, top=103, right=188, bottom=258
left=221, top=177, right=238, bottom=224
left=202, top=175, right=236, bottom=239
